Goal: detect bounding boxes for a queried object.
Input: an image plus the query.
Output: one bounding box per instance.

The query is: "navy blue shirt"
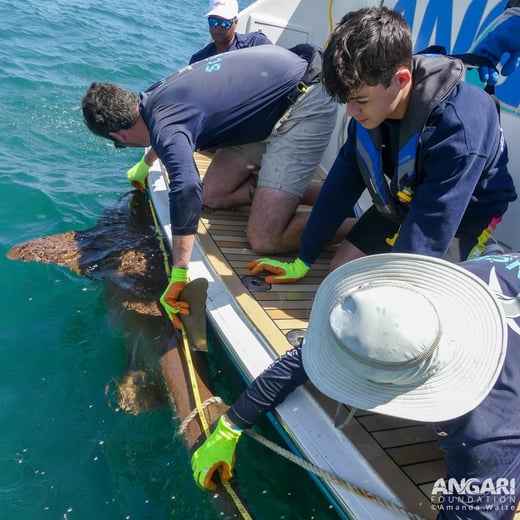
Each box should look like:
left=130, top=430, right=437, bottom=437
left=139, top=45, right=307, bottom=235
left=189, top=31, right=272, bottom=64
left=228, top=253, right=520, bottom=518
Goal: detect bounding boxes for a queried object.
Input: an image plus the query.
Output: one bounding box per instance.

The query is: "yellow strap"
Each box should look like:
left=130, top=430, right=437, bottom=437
left=145, top=180, right=253, bottom=520
left=323, top=0, right=334, bottom=48
left=221, top=480, right=253, bottom=519
left=180, top=327, right=210, bottom=436
left=385, top=232, right=399, bottom=246
left=179, top=326, right=253, bottom=520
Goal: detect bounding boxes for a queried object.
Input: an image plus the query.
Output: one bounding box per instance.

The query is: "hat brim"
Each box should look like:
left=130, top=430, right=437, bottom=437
left=302, top=253, right=507, bottom=422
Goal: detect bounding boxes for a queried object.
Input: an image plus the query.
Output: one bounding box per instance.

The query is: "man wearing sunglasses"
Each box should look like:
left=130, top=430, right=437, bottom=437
left=189, top=0, right=271, bottom=65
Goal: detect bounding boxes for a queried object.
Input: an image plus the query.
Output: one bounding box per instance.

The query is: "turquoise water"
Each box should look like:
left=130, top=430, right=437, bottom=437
left=0, top=1, right=339, bottom=518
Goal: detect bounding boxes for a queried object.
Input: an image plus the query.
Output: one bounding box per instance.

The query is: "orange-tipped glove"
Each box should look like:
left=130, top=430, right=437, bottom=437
left=159, top=267, right=190, bottom=330
left=191, top=415, right=243, bottom=490
left=247, top=257, right=310, bottom=284
left=126, top=155, right=150, bottom=191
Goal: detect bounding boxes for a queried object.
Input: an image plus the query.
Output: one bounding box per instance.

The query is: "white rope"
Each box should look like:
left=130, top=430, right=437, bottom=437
left=243, top=429, right=426, bottom=520
left=183, top=398, right=425, bottom=519
left=177, top=396, right=224, bottom=435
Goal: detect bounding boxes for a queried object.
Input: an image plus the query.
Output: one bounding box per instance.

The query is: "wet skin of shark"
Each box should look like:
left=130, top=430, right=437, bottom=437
left=7, top=190, right=227, bottom=452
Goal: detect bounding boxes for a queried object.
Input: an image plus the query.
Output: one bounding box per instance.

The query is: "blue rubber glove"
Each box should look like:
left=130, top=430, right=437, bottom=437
left=159, top=267, right=190, bottom=330
left=473, top=14, right=520, bottom=85
left=191, top=415, right=243, bottom=490
left=126, top=155, right=151, bottom=191
left=247, top=257, right=310, bottom=284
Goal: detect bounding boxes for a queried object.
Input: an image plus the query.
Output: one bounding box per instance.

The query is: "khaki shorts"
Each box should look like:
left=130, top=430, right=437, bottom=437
left=227, top=83, right=337, bottom=198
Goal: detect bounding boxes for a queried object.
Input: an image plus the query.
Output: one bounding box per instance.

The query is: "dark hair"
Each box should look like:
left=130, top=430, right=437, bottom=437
left=82, top=82, right=139, bottom=139
left=322, top=7, right=413, bottom=103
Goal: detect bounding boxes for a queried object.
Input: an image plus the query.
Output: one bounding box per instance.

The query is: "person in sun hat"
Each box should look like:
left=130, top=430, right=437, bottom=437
left=189, top=0, right=272, bottom=64
left=191, top=252, right=520, bottom=517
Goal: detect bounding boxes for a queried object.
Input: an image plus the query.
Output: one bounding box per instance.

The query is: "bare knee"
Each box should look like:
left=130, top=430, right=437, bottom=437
left=202, top=188, right=226, bottom=209
left=202, top=149, right=258, bottom=209
left=247, top=228, right=281, bottom=254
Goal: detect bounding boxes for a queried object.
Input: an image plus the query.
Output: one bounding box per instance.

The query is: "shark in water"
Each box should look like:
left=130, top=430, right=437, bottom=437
left=7, top=190, right=241, bottom=514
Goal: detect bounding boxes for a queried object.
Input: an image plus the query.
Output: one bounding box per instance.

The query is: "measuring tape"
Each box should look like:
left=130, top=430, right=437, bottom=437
left=144, top=183, right=253, bottom=519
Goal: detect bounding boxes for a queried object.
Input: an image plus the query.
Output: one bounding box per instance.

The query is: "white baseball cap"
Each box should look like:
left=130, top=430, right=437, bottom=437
left=205, top=0, right=238, bottom=19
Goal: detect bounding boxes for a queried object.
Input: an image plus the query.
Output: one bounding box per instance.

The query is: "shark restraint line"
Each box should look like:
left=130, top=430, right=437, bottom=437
left=145, top=189, right=254, bottom=520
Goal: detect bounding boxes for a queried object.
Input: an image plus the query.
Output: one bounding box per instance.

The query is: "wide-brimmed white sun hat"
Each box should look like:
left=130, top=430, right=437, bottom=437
left=302, top=253, right=508, bottom=422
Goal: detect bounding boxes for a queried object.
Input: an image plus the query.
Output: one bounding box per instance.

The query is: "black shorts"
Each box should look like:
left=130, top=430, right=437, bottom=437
left=346, top=205, right=496, bottom=263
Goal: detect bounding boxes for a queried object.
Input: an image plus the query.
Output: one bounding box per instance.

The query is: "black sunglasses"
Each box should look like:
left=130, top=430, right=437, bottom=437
left=208, top=16, right=235, bottom=30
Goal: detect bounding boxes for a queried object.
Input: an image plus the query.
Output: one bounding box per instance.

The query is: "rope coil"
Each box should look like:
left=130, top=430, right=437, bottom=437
left=178, top=396, right=225, bottom=436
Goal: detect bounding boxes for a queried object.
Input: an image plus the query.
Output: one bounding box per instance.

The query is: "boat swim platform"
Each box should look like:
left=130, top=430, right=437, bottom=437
left=148, top=152, right=520, bottom=520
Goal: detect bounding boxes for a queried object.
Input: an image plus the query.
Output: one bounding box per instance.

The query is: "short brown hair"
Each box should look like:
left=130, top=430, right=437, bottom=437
left=322, top=7, right=413, bottom=103
left=82, top=82, right=138, bottom=139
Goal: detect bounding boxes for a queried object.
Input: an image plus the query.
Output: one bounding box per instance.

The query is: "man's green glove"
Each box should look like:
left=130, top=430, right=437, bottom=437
left=126, top=155, right=150, bottom=191
left=247, top=257, right=310, bottom=284
left=159, top=267, right=190, bottom=330
left=191, top=415, right=243, bottom=490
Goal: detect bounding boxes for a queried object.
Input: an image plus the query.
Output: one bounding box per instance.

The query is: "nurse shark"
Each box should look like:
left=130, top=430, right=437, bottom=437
left=6, top=190, right=241, bottom=514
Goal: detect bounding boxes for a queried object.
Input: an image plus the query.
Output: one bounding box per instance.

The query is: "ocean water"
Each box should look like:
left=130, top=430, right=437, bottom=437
left=0, top=1, right=339, bottom=519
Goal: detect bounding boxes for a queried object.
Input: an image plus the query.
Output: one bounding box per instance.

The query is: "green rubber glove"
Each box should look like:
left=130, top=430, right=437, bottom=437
left=159, top=267, right=190, bottom=330
left=191, top=415, right=243, bottom=490
left=126, top=155, right=150, bottom=191
left=247, top=257, right=310, bottom=284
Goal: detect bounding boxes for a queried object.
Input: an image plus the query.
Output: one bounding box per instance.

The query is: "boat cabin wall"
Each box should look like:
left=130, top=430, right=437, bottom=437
left=237, top=0, right=520, bottom=251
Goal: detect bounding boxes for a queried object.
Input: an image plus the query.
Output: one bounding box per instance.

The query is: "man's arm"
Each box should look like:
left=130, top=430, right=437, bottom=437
left=155, top=132, right=202, bottom=327
left=172, top=234, right=196, bottom=268
left=144, top=148, right=157, bottom=166
left=157, top=131, right=203, bottom=263
left=473, top=6, right=520, bottom=84
left=227, top=344, right=309, bottom=428
left=394, top=92, right=510, bottom=258
left=299, top=134, right=364, bottom=266
left=191, top=345, right=308, bottom=489
left=189, top=42, right=216, bottom=65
